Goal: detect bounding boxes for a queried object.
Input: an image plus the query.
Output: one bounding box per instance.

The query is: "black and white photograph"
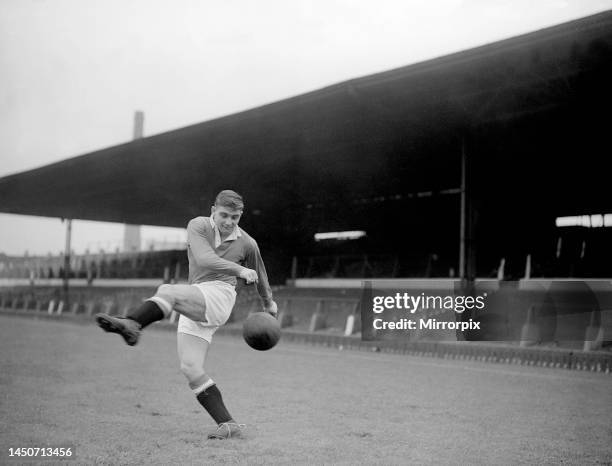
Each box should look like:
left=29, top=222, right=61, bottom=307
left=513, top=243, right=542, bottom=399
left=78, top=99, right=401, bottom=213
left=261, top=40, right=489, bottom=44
left=1, top=1, right=611, bottom=464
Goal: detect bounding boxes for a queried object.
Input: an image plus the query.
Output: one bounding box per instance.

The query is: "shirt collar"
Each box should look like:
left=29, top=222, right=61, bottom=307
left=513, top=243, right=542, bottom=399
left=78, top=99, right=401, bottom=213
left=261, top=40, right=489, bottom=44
left=209, top=216, right=241, bottom=248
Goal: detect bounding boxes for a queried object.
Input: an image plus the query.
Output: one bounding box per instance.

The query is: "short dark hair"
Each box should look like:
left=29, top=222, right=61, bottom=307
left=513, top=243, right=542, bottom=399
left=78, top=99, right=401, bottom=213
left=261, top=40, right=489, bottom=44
left=214, top=190, right=244, bottom=210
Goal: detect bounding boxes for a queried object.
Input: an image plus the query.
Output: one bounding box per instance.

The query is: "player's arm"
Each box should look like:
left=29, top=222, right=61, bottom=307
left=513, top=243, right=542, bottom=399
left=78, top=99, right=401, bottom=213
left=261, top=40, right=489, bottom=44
left=187, top=218, right=257, bottom=282
left=245, top=240, right=277, bottom=317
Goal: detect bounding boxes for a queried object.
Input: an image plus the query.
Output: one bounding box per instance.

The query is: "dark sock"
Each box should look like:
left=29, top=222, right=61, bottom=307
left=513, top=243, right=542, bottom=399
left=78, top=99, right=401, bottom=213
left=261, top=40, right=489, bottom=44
left=196, top=384, right=233, bottom=424
left=126, top=301, right=164, bottom=328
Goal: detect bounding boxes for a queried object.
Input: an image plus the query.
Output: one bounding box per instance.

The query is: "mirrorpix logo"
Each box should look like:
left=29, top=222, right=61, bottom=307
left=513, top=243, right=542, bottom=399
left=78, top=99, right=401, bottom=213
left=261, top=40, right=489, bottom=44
left=360, top=280, right=488, bottom=339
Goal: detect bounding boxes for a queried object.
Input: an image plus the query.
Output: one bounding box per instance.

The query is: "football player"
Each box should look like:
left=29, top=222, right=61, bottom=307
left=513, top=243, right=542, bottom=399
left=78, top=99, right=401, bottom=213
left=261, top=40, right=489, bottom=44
left=96, top=190, right=277, bottom=439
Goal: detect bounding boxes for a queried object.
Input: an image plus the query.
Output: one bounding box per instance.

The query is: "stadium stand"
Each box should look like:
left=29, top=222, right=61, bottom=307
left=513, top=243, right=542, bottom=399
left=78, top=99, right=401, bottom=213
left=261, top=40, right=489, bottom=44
left=0, top=250, right=190, bottom=281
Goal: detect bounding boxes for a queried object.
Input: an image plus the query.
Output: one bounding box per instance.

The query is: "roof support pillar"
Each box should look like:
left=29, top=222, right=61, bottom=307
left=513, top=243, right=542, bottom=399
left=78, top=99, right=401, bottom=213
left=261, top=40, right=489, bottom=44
left=459, top=136, right=475, bottom=289
left=63, top=218, right=72, bottom=309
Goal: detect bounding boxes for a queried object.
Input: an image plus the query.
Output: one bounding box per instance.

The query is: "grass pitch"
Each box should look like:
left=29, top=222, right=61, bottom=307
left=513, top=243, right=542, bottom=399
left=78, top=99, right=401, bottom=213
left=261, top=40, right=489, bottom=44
left=0, top=314, right=611, bottom=465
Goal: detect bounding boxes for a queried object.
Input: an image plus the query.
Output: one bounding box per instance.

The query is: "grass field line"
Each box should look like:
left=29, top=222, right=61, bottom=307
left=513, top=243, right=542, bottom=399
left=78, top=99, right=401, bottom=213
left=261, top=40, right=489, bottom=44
left=231, top=339, right=609, bottom=382
left=1, top=310, right=607, bottom=382
left=3, top=309, right=612, bottom=374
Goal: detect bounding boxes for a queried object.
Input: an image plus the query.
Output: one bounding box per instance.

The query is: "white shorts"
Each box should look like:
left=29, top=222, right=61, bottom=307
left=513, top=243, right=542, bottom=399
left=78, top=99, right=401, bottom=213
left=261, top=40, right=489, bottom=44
left=177, top=281, right=237, bottom=343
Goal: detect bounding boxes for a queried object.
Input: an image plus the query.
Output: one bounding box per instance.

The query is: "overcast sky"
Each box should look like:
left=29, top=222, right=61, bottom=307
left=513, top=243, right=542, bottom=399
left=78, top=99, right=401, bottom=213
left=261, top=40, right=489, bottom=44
left=1, top=0, right=610, bottom=256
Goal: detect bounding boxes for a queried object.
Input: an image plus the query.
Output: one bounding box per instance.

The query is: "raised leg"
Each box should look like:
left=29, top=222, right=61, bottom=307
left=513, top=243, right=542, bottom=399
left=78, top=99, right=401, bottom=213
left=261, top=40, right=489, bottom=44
left=95, top=284, right=207, bottom=346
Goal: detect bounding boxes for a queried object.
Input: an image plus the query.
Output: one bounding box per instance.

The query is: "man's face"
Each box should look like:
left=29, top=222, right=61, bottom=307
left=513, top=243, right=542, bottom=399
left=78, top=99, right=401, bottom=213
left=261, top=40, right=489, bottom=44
left=211, top=205, right=242, bottom=235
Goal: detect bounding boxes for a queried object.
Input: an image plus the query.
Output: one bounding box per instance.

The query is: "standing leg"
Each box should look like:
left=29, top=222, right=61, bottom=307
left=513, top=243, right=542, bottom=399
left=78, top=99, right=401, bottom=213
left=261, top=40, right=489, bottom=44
left=177, top=331, right=243, bottom=439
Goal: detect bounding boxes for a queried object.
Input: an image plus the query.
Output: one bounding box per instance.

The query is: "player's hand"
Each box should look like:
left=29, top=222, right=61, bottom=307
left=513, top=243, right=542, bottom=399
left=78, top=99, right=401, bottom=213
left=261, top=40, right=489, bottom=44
left=263, top=300, right=278, bottom=318
left=239, top=268, right=259, bottom=284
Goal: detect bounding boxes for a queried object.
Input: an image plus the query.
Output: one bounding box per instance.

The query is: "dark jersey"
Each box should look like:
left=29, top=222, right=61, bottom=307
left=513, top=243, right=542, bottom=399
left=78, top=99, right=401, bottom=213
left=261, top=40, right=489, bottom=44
left=186, top=216, right=273, bottom=305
